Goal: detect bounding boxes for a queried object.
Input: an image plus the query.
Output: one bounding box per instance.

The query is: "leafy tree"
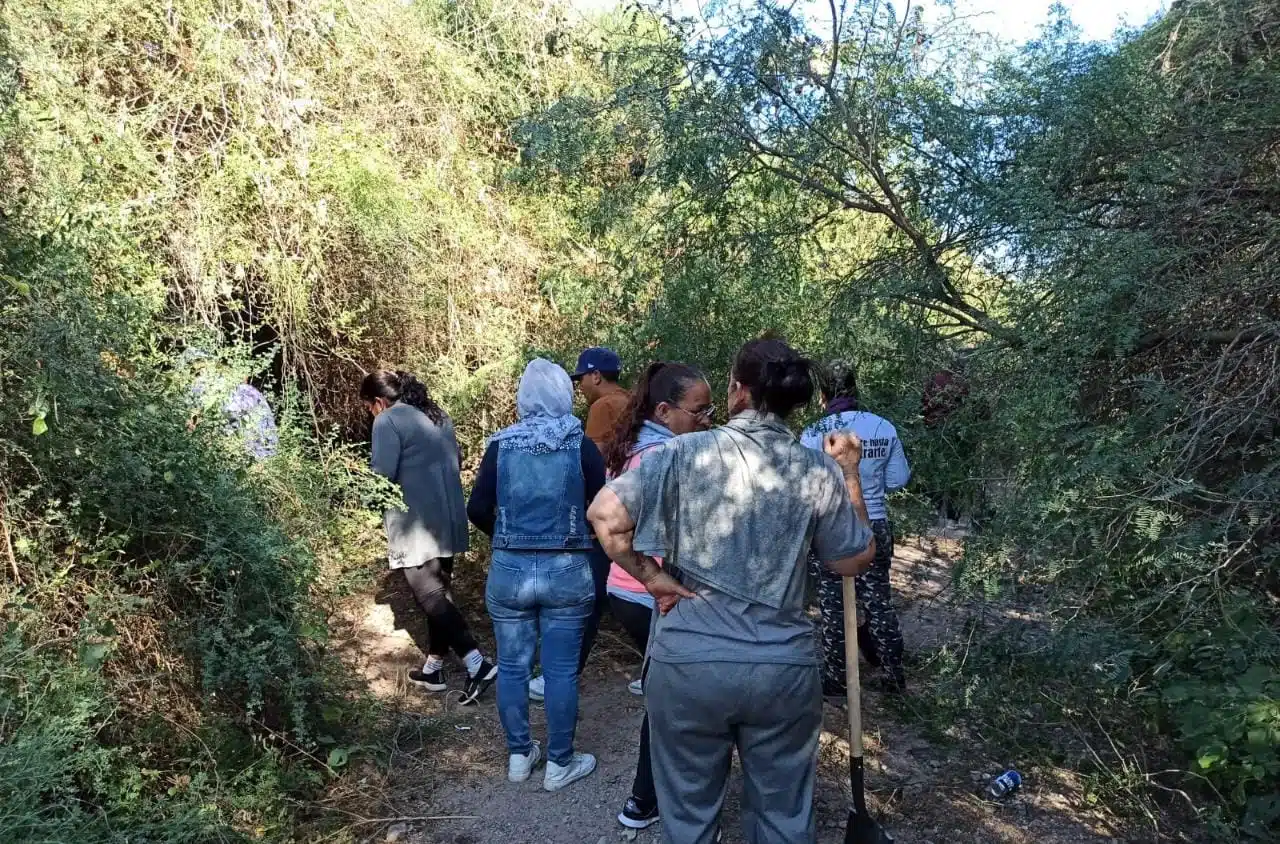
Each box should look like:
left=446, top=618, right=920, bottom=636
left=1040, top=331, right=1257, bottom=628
left=520, top=0, right=1279, bottom=832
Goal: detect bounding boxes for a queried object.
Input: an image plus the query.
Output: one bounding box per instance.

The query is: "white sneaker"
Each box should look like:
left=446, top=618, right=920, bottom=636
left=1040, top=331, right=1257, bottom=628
left=528, top=674, right=545, bottom=702
left=628, top=678, right=644, bottom=696
left=508, top=741, right=541, bottom=783
left=543, top=752, right=597, bottom=792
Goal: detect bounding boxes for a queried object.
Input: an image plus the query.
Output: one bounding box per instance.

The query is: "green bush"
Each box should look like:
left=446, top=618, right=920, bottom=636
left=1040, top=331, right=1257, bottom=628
left=0, top=0, right=602, bottom=834
left=1155, top=609, right=1280, bottom=837
left=3, top=0, right=1276, bottom=837
left=0, top=124, right=375, bottom=842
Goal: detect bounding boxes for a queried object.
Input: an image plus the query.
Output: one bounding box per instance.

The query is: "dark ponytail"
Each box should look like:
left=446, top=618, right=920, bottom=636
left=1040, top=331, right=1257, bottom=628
left=605, top=361, right=705, bottom=476
left=732, top=338, right=814, bottom=419
left=360, top=370, right=447, bottom=426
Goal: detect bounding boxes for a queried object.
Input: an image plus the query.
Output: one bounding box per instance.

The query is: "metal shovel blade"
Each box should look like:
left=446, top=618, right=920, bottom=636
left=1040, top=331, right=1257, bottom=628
left=844, top=808, right=894, bottom=844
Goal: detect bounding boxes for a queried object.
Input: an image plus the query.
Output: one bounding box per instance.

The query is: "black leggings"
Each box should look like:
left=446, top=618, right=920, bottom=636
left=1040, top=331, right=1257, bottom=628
left=609, top=593, right=654, bottom=655
left=577, top=547, right=612, bottom=672
left=610, top=593, right=658, bottom=806
left=401, top=557, right=480, bottom=661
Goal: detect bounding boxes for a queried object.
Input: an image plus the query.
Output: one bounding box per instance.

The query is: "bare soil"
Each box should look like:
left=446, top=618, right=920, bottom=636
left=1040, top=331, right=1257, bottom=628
left=337, top=533, right=1142, bottom=844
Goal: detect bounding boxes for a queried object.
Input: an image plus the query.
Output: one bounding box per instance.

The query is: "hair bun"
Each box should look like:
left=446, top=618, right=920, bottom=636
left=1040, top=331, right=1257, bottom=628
left=733, top=338, right=814, bottom=418
left=760, top=358, right=814, bottom=413
left=393, top=372, right=429, bottom=413
left=764, top=358, right=811, bottom=384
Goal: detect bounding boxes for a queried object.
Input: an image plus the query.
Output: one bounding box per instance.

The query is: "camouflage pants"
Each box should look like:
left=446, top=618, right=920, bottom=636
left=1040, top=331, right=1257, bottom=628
left=810, top=519, right=904, bottom=692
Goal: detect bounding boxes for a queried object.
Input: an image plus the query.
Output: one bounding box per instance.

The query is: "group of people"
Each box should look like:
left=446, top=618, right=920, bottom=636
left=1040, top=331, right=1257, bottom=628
left=361, top=337, right=911, bottom=842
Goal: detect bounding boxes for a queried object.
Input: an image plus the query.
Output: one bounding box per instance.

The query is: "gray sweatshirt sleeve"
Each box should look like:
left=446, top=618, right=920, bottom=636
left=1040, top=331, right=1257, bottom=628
left=370, top=414, right=402, bottom=483
left=885, top=435, right=911, bottom=492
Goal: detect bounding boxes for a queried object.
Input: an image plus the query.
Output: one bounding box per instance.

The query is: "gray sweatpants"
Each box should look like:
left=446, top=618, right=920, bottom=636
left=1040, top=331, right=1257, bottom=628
left=646, top=661, right=822, bottom=844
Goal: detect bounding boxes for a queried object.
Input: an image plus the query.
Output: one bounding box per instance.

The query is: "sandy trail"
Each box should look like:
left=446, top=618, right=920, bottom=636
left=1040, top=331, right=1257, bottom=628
left=341, top=534, right=1131, bottom=844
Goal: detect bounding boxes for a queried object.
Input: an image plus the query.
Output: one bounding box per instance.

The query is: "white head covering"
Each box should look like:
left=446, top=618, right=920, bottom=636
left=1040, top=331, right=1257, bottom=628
left=517, top=358, right=574, bottom=418
left=489, top=358, right=583, bottom=453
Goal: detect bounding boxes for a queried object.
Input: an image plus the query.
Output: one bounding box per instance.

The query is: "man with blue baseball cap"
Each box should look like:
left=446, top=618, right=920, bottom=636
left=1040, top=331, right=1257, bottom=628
left=571, top=347, right=630, bottom=455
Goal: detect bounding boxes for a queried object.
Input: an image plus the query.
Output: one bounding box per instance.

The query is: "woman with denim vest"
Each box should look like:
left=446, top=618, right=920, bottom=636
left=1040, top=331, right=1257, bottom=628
left=601, top=362, right=714, bottom=831
left=589, top=338, right=877, bottom=844
left=466, top=359, right=605, bottom=792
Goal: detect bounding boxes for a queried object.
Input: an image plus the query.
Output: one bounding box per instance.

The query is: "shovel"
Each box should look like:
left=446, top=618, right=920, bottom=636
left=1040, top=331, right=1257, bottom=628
left=842, top=576, right=893, bottom=844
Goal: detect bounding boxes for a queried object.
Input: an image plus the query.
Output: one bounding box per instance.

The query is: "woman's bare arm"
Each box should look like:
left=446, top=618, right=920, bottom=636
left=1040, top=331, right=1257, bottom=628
left=823, top=433, right=877, bottom=577
left=588, top=488, right=694, bottom=613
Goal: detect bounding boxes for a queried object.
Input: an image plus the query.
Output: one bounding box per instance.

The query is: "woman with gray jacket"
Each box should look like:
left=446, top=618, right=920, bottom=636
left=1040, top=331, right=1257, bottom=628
left=589, top=339, right=876, bottom=844
left=362, top=370, right=496, bottom=705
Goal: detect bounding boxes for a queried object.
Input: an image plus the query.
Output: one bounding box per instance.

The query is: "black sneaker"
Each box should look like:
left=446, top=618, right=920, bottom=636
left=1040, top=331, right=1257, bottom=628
left=618, top=796, right=660, bottom=829
left=461, top=659, right=498, bottom=705
left=408, top=667, right=447, bottom=692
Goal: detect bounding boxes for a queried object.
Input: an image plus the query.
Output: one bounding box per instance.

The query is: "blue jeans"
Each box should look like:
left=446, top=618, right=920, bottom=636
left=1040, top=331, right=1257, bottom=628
left=486, top=549, right=594, bottom=765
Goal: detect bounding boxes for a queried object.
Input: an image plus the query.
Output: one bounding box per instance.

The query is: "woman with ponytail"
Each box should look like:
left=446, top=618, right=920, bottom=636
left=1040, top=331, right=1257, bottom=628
left=589, top=337, right=878, bottom=843
left=361, top=370, right=495, bottom=704
left=604, top=362, right=713, bottom=831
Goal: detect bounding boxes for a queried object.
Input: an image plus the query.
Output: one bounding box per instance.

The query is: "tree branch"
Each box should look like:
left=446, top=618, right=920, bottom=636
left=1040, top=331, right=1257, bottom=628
left=1, top=487, right=20, bottom=585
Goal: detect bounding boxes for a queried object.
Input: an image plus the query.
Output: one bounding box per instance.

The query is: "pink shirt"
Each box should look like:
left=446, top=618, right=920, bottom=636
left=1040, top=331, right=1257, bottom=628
left=606, top=449, right=663, bottom=595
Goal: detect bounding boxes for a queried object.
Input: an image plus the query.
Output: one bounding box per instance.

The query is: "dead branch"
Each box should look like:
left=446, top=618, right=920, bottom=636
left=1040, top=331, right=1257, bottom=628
left=0, top=486, right=18, bottom=585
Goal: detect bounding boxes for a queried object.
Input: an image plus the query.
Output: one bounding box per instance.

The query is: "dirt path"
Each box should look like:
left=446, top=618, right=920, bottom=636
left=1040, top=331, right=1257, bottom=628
left=341, top=534, right=1131, bottom=844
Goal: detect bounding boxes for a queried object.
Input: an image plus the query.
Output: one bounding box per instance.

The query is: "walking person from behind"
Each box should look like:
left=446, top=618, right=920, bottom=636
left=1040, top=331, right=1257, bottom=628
left=802, top=361, right=911, bottom=693
left=524, top=346, right=630, bottom=702
left=922, top=351, right=970, bottom=525
left=361, top=371, right=496, bottom=704
left=601, top=361, right=714, bottom=831
left=588, top=338, right=876, bottom=844
left=467, top=359, right=604, bottom=791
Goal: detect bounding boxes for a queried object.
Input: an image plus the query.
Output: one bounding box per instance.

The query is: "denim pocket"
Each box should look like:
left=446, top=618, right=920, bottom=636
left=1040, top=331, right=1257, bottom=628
left=486, top=551, right=533, bottom=610
left=539, top=552, right=594, bottom=609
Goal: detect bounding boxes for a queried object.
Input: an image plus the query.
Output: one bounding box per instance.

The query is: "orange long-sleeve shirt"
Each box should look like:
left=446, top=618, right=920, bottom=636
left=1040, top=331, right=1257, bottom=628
left=584, top=385, right=631, bottom=454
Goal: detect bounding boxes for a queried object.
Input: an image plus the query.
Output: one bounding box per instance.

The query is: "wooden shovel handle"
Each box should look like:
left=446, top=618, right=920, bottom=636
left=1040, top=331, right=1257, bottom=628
left=842, top=575, right=863, bottom=759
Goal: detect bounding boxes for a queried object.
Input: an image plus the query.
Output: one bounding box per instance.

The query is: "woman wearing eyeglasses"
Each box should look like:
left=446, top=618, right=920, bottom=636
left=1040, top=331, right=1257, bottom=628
left=600, top=361, right=713, bottom=831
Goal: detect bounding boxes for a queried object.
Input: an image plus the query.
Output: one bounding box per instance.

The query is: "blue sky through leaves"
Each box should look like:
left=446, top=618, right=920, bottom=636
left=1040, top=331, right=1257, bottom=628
left=568, top=0, right=1167, bottom=44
